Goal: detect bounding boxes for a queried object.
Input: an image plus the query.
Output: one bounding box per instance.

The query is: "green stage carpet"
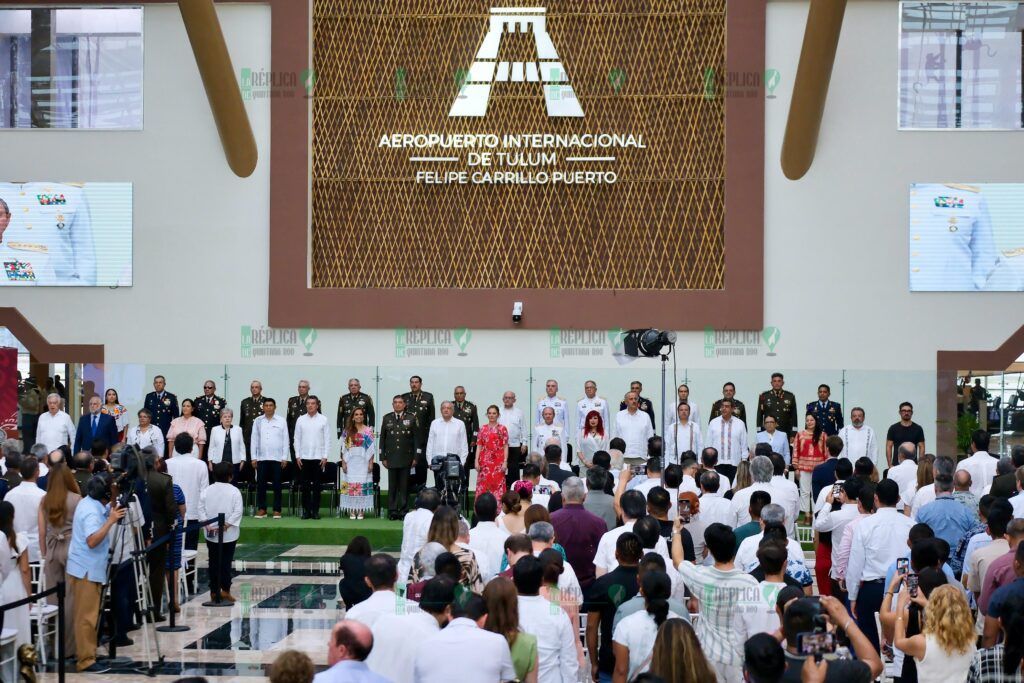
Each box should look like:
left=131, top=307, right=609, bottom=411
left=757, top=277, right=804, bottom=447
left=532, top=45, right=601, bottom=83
left=237, top=515, right=405, bottom=546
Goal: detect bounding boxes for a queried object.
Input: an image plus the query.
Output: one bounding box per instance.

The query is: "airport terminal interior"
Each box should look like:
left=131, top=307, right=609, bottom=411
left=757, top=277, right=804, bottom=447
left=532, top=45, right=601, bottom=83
left=2, top=1, right=1024, bottom=682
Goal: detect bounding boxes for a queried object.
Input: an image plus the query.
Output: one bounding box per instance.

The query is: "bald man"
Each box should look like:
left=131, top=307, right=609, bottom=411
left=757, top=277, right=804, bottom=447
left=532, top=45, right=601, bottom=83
left=315, top=619, right=388, bottom=683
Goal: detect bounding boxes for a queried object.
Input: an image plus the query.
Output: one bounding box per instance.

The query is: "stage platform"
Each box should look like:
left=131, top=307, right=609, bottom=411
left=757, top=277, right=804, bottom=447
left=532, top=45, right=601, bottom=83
left=237, top=514, right=405, bottom=546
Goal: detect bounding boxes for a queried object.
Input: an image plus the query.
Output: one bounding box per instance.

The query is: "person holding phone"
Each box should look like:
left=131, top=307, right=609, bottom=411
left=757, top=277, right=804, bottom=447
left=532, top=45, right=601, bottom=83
left=881, top=564, right=950, bottom=682
left=779, top=596, right=882, bottom=681
left=894, top=583, right=976, bottom=683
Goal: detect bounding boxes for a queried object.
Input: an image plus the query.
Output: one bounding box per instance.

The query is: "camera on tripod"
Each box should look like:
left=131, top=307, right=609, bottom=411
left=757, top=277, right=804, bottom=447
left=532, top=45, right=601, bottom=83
left=429, top=453, right=463, bottom=480
left=111, top=444, right=148, bottom=510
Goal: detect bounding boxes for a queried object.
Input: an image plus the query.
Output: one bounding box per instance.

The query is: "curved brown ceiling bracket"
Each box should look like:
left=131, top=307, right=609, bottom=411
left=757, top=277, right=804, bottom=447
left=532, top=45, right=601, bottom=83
left=781, top=0, right=848, bottom=180
left=0, top=307, right=104, bottom=364
left=178, top=0, right=258, bottom=178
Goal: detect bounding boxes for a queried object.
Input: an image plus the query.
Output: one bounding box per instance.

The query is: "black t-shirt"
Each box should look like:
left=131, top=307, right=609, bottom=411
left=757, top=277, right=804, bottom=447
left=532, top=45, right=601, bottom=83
left=656, top=519, right=695, bottom=562
left=886, top=422, right=924, bottom=451
left=582, top=566, right=640, bottom=674
left=781, top=653, right=872, bottom=683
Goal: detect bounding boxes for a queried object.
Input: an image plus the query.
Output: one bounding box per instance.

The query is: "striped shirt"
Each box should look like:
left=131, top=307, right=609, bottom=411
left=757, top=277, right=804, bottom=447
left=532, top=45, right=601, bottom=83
left=674, top=561, right=758, bottom=667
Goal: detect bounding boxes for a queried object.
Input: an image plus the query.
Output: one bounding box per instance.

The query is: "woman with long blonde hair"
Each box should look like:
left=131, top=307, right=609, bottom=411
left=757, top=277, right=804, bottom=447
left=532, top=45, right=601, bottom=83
left=648, top=618, right=716, bottom=683
left=731, top=460, right=753, bottom=494
left=895, top=583, right=976, bottom=683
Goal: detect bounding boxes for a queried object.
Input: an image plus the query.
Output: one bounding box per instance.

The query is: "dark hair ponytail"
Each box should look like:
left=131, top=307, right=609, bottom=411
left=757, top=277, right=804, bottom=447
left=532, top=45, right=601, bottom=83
left=641, top=570, right=672, bottom=627
left=1001, top=595, right=1024, bottom=676
left=0, top=502, right=17, bottom=555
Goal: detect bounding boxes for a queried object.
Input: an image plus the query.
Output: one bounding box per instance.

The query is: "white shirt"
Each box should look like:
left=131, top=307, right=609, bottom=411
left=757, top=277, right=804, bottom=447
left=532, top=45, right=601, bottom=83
left=426, top=417, right=468, bottom=464
left=35, top=410, right=75, bottom=453
left=838, top=424, right=878, bottom=462
left=251, top=414, right=289, bottom=461
left=412, top=618, right=516, bottom=683
left=536, top=395, right=570, bottom=432
left=532, top=422, right=568, bottom=461
left=663, top=421, right=702, bottom=465
left=5, top=481, right=45, bottom=562
left=498, top=406, right=526, bottom=446
left=398, top=508, right=434, bottom=582
left=369, top=611, right=440, bottom=683
left=956, top=451, right=999, bottom=497
left=706, top=416, right=748, bottom=466
left=615, top=409, right=655, bottom=459
left=577, top=395, right=611, bottom=432
left=613, top=612, right=682, bottom=680
left=846, top=507, right=915, bottom=600
left=1012, top=493, right=1024, bottom=519
left=729, top=482, right=773, bottom=528
left=532, top=476, right=560, bottom=509
left=910, top=484, right=937, bottom=521
left=769, top=476, right=801, bottom=538
left=756, top=429, right=791, bottom=465
left=207, top=425, right=246, bottom=465
left=165, top=450, right=210, bottom=521
left=198, top=482, right=244, bottom=543
left=888, top=459, right=920, bottom=508
left=814, top=502, right=861, bottom=577
left=517, top=594, right=580, bottom=683
left=127, top=424, right=165, bottom=457
left=746, top=581, right=785, bottom=636
left=594, top=521, right=670, bottom=574
left=665, top=398, right=701, bottom=433
left=346, top=589, right=419, bottom=628
left=293, top=412, right=331, bottom=460
left=698, top=493, right=734, bottom=529
left=735, top=533, right=806, bottom=573
left=468, top=521, right=510, bottom=574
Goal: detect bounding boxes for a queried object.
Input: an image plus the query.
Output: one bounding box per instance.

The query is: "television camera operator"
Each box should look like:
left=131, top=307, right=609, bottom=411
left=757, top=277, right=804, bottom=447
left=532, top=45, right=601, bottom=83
left=67, top=472, right=126, bottom=672
left=138, top=446, right=176, bottom=621
left=107, top=447, right=147, bottom=647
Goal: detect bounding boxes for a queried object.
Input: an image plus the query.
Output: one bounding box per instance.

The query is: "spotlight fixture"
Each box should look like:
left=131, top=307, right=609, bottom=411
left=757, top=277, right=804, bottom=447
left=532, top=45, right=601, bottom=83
left=623, top=329, right=677, bottom=358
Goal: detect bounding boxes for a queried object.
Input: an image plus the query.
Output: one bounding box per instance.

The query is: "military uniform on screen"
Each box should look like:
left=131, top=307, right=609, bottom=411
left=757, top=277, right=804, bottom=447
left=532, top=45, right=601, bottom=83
left=380, top=409, right=419, bottom=517
left=807, top=399, right=843, bottom=437
left=194, top=393, right=226, bottom=439
left=756, top=389, right=798, bottom=436
left=909, top=183, right=1024, bottom=291
left=710, top=398, right=747, bottom=424
left=0, top=182, right=96, bottom=285
left=144, top=390, right=179, bottom=436
left=338, top=392, right=375, bottom=436
left=240, top=395, right=267, bottom=454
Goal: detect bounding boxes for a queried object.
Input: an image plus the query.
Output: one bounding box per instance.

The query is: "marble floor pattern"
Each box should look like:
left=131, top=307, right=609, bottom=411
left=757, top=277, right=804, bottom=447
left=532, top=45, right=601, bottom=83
left=37, top=545, right=365, bottom=683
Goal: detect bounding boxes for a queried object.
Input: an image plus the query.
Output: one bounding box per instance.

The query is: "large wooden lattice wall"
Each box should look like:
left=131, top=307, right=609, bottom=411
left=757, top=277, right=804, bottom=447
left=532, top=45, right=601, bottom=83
left=311, top=0, right=727, bottom=290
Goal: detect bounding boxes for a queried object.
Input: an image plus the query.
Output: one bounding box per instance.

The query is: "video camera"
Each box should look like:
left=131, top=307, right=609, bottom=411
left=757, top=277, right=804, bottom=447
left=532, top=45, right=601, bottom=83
left=111, top=444, right=148, bottom=510
left=429, top=453, right=463, bottom=480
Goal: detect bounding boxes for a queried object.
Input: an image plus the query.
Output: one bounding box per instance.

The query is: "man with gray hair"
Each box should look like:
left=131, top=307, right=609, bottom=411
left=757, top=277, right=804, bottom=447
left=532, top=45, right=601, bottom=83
left=34, top=393, right=75, bottom=454
left=734, top=503, right=812, bottom=592
left=551, top=476, right=607, bottom=588
left=528, top=521, right=583, bottom=599
left=918, top=466, right=977, bottom=548
left=729, top=455, right=774, bottom=528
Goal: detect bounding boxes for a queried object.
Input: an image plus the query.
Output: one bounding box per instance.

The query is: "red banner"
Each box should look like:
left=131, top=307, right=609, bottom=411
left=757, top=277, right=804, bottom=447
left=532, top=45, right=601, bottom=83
left=0, top=347, right=17, bottom=438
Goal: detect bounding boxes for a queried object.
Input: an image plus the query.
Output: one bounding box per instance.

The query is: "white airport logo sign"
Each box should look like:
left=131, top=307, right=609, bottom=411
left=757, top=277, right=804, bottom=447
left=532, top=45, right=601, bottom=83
left=450, top=7, right=583, bottom=118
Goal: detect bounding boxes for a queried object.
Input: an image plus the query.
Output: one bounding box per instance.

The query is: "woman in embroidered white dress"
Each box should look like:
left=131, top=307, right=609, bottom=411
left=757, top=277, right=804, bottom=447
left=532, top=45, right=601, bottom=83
left=340, top=407, right=375, bottom=520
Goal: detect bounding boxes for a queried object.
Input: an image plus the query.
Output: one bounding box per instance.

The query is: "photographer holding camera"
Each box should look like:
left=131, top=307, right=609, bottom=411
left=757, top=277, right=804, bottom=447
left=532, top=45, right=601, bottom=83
left=67, top=473, right=126, bottom=672
left=777, top=596, right=881, bottom=682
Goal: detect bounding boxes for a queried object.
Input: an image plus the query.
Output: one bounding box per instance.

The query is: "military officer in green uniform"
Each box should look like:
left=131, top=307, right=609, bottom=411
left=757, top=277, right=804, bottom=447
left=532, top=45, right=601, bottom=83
left=452, top=386, right=480, bottom=470
left=337, top=378, right=375, bottom=437
left=239, top=379, right=267, bottom=456
left=194, top=379, right=226, bottom=441
left=756, top=372, right=799, bottom=437
left=806, top=384, right=843, bottom=436
left=380, top=395, right=419, bottom=519
left=710, top=382, right=747, bottom=424
left=286, top=379, right=321, bottom=457
left=402, top=375, right=435, bottom=489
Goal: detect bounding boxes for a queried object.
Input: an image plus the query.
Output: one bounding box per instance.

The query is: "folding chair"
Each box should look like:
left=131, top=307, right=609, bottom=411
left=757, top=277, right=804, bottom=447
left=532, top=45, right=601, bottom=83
left=320, top=462, right=339, bottom=514
left=28, top=562, right=58, bottom=664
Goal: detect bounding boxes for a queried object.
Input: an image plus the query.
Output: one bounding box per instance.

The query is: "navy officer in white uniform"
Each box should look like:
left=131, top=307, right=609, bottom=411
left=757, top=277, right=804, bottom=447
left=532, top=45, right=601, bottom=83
left=0, top=182, right=95, bottom=285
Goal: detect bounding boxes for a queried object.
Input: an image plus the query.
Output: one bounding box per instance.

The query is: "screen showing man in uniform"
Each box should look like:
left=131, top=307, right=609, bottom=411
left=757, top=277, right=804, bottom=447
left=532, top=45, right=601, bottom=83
left=909, top=183, right=1024, bottom=291
left=0, top=182, right=132, bottom=286
left=900, top=2, right=1024, bottom=130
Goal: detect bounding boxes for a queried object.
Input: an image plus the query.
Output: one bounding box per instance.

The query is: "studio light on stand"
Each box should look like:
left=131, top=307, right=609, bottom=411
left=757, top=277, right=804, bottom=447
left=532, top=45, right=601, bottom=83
left=622, top=329, right=677, bottom=441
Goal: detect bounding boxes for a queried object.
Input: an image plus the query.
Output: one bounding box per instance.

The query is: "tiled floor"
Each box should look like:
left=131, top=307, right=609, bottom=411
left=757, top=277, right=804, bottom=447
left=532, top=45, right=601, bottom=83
left=37, top=545, right=356, bottom=683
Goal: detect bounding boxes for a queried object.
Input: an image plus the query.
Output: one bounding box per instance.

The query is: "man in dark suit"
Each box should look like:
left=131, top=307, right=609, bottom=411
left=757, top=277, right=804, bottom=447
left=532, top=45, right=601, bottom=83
left=543, top=444, right=571, bottom=486
left=144, top=375, right=179, bottom=435
left=73, top=395, right=119, bottom=455
left=401, top=376, right=434, bottom=490
left=379, top=395, right=419, bottom=519
left=141, top=446, right=176, bottom=620
left=991, top=445, right=1024, bottom=499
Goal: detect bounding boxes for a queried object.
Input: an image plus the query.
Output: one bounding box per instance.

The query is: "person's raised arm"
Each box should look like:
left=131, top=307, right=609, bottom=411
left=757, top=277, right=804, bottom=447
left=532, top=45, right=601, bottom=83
left=820, top=595, right=882, bottom=679
left=891, top=589, right=925, bottom=662
left=87, top=504, right=126, bottom=548
left=613, top=465, right=631, bottom=519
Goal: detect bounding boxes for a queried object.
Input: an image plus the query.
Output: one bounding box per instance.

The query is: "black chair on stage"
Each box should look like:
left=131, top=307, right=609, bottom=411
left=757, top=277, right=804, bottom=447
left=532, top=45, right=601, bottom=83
left=280, top=465, right=297, bottom=516
left=371, top=463, right=382, bottom=518
left=319, top=462, right=339, bottom=515
left=234, top=462, right=257, bottom=514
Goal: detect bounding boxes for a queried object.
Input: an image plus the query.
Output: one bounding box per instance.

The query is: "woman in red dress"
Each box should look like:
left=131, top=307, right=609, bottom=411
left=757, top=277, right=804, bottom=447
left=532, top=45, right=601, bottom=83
left=475, top=405, right=509, bottom=499
left=793, top=412, right=828, bottom=520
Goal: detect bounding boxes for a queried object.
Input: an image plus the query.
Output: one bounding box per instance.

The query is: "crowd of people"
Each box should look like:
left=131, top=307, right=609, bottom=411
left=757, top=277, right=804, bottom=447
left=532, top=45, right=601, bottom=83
left=3, top=370, right=1024, bottom=681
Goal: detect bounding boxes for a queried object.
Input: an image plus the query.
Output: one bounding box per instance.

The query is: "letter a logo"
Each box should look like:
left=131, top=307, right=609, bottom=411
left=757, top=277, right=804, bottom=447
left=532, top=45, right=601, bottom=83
left=449, top=7, right=583, bottom=118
